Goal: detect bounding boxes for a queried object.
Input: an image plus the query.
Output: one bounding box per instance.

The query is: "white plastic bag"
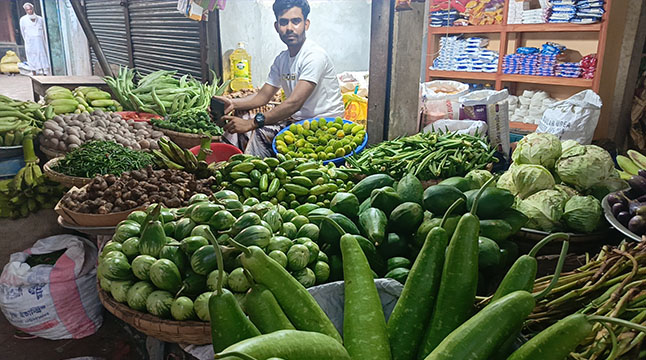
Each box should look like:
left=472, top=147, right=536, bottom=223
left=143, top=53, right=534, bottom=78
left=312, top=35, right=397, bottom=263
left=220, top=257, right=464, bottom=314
left=0, top=235, right=103, bottom=340
left=459, top=89, right=511, bottom=160
left=419, top=80, right=470, bottom=129
left=423, top=119, right=488, bottom=137
left=537, top=89, right=602, bottom=144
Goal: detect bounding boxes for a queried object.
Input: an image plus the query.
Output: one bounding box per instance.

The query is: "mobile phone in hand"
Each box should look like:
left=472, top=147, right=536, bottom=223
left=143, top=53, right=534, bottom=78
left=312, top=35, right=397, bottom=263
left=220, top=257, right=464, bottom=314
left=210, top=97, right=226, bottom=125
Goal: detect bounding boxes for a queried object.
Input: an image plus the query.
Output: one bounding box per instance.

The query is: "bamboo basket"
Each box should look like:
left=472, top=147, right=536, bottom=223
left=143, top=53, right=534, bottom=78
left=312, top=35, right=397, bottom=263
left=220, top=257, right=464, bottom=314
left=512, top=227, right=615, bottom=255
left=39, top=144, right=65, bottom=160
left=98, top=287, right=211, bottom=344
left=154, top=127, right=221, bottom=149
left=43, top=157, right=93, bottom=188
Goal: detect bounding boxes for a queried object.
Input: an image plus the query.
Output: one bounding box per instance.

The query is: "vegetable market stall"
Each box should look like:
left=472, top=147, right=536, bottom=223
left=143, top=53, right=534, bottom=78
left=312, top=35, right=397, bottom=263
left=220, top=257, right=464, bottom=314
left=30, top=76, right=111, bottom=103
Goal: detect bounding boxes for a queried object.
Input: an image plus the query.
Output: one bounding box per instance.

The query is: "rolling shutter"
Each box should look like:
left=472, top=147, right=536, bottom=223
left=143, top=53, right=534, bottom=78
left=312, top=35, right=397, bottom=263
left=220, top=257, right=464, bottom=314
left=127, top=0, right=204, bottom=80
left=84, top=0, right=130, bottom=68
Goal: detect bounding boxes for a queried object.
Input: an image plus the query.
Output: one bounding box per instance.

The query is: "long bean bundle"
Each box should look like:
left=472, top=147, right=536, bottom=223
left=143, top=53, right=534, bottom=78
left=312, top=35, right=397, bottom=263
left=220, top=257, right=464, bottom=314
left=347, top=131, right=496, bottom=181
left=52, top=141, right=155, bottom=178
left=528, top=242, right=646, bottom=359
left=104, top=67, right=229, bottom=116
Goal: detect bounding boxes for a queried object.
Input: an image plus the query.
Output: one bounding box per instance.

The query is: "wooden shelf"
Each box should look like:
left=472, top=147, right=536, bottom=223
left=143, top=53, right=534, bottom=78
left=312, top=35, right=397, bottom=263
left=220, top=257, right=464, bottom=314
left=427, top=70, right=497, bottom=81
left=429, top=23, right=601, bottom=34
left=500, top=74, right=593, bottom=87
left=428, top=25, right=504, bottom=34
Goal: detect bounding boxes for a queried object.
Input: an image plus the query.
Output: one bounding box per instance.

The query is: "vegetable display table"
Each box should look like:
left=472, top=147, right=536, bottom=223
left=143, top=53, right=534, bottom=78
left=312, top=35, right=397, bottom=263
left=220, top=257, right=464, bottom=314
left=30, top=76, right=110, bottom=102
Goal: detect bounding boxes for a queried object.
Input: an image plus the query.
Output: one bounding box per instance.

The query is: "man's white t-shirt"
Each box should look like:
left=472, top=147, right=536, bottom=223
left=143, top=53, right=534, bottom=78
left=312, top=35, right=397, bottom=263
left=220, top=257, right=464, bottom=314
left=266, top=40, right=345, bottom=121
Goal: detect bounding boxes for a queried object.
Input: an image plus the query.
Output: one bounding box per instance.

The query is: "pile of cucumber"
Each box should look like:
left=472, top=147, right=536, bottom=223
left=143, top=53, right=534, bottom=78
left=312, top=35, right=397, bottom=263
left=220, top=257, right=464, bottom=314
left=98, top=192, right=339, bottom=322
left=212, top=153, right=358, bottom=210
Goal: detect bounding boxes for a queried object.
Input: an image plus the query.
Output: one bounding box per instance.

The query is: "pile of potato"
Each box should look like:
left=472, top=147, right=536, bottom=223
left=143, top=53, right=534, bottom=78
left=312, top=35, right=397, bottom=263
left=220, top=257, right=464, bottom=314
left=40, top=109, right=164, bottom=152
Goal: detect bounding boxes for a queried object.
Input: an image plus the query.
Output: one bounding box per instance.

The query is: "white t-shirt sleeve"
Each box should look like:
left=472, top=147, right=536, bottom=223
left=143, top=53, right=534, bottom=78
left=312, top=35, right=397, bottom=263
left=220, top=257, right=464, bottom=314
left=298, top=52, right=326, bottom=85
left=266, top=56, right=281, bottom=88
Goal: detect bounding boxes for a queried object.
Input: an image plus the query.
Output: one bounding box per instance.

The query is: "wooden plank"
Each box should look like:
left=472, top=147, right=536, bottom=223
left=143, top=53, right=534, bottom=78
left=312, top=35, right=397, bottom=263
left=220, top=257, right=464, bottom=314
left=122, top=0, right=135, bottom=68
left=427, top=23, right=601, bottom=34
left=500, top=74, right=594, bottom=87
left=387, top=1, right=426, bottom=139
left=428, top=70, right=497, bottom=81
left=30, top=76, right=106, bottom=85
left=206, top=10, right=224, bottom=80
left=428, top=25, right=504, bottom=34
left=593, top=0, right=612, bottom=92
left=366, top=0, right=392, bottom=144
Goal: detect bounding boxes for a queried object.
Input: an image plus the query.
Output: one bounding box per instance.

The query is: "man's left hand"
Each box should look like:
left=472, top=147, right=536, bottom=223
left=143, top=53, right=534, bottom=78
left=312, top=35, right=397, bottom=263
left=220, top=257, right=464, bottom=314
left=222, top=115, right=255, bottom=134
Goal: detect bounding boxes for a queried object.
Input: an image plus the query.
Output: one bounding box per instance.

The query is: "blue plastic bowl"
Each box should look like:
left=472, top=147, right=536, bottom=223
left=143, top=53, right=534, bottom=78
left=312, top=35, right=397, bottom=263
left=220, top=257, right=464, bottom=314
left=272, top=117, right=368, bottom=166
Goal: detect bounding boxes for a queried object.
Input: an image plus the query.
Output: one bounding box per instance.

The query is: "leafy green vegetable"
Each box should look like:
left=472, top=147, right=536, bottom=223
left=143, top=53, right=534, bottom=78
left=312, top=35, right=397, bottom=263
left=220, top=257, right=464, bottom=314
left=52, top=141, right=155, bottom=178
left=151, top=108, right=223, bottom=137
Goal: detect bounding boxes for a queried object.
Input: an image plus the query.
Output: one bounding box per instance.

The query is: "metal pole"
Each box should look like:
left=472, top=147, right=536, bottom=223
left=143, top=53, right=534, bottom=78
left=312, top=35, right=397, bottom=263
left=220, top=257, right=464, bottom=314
left=69, top=0, right=113, bottom=77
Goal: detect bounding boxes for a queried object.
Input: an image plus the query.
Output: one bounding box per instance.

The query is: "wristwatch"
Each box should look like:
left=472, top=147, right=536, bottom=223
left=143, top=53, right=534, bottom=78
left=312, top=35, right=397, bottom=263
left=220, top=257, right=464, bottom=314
left=254, top=112, right=265, bottom=129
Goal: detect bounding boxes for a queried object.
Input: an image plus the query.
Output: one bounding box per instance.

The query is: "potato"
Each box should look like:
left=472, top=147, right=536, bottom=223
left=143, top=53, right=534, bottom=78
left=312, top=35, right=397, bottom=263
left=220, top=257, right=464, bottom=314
left=138, top=139, right=150, bottom=149
left=58, top=141, right=67, bottom=151
left=42, top=128, right=55, bottom=138
left=67, top=134, right=81, bottom=145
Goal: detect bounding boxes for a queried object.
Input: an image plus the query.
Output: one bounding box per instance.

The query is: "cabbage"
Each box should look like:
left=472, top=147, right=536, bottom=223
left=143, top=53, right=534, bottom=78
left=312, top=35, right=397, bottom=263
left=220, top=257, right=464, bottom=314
left=497, top=171, right=517, bottom=195
left=517, top=189, right=568, bottom=232
left=465, top=169, right=494, bottom=190
left=512, top=133, right=562, bottom=169
left=561, top=139, right=579, bottom=153
left=512, top=164, right=555, bottom=199
left=555, top=145, right=615, bottom=192
left=588, top=177, right=629, bottom=201
left=554, top=184, right=580, bottom=201
left=563, top=195, right=602, bottom=233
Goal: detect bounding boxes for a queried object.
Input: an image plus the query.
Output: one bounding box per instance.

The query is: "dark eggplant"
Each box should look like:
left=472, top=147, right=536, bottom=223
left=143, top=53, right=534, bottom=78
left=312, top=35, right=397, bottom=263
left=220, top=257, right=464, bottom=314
left=628, top=176, right=646, bottom=195
left=607, top=193, right=626, bottom=206
left=639, top=169, right=646, bottom=179
left=637, top=194, right=646, bottom=203
left=629, top=202, right=646, bottom=216
left=612, top=203, right=626, bottom=217
left=628, top=215, right=646, bottom=235
left=617, top=211, right=631, bottom=226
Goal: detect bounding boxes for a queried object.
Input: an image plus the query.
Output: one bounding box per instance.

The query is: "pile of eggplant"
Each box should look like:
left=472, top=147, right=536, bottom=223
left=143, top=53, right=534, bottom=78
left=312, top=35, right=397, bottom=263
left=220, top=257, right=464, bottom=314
left=608, top=170, right=646, bottom=236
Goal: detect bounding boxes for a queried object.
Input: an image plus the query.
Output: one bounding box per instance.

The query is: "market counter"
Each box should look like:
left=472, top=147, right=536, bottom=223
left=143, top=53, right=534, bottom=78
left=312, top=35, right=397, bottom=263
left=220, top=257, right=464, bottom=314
left=30, top=76, right=110, bottom=102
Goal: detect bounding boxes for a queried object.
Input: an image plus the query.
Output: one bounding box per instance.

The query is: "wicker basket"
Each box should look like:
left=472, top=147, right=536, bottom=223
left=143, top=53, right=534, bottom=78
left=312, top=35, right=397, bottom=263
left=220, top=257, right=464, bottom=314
left=512, top=227, right=617, bottom=255
left=98, top=287, right=211, bottom=344
left=155, top=127, right=221, bottom=149
left=40, top=144, right=65, bottom=160
left=43, top=157, right=92, bottom=188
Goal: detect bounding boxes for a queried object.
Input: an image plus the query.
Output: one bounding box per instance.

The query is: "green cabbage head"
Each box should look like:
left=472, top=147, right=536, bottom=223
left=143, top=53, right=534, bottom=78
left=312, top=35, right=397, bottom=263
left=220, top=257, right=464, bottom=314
left=512, top=164, right=555, bottom=199
left=555, top=144, right=615, bottom=192
left=517, top=189, right=568, bottom=232
left=465, top=169, right=494, bottom=190
left=563, top=195, right=602, bottom=233
left=497, top=171, right=517, bottom=196
left=512, top=133, right=562, bottom=169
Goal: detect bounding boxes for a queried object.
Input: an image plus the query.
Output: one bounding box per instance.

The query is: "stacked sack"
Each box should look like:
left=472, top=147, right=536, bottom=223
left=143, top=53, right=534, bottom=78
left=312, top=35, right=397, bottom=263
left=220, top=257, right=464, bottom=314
left=44, top=86, right=122, bottom=115
left=428, top=0, right=469, bottom=27
left=0, top=51, right=20, bottom=74
left=508, top=90, right=557, bottom=125
left=431, top=36, right=498, bottom=73
left=506, top=0, right=527, bottom=24
left=580, top=54, right=597, bottom=79
left=429, top=9, right=464, bottom=27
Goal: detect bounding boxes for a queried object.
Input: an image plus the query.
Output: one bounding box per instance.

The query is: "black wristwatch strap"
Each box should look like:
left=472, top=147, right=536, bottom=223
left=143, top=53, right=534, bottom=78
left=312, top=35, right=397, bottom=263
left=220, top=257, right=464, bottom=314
left=254, top=112, right=265, bottom=129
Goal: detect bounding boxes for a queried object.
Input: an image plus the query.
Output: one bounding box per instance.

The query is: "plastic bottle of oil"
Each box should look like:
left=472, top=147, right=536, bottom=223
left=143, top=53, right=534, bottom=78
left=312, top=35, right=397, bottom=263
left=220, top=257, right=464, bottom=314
left=229, top=42, right=253, bottom=91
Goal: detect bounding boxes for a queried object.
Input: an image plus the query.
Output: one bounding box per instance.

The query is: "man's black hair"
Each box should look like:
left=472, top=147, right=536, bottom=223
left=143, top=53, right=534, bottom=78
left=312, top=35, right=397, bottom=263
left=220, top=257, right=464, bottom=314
left=273, top=0, right=310, bottom=20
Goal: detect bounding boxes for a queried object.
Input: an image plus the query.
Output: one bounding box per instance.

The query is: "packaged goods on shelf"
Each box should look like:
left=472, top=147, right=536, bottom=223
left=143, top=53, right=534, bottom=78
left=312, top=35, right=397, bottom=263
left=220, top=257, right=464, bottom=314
left=502, top=42, right=569, bottom=77
left=521, top=7, right=551, bottom=24
left=465, top=0, right=505, bottom=25
left=580, top=54, right=598, bottom=79
left=507, top=0, right=528, bottom=24
left=431, top=36, right=499, bottom=73
left=429, top=9, right=464, bottom=27
left=555, top=62, right=582, bottom=78
left=549, top=0, right=605, bottom=24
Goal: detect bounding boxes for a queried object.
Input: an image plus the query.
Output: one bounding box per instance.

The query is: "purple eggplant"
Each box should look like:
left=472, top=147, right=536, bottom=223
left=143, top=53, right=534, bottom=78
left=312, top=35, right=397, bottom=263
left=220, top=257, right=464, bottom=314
left=628, top=215, right=646, bottom=235
left=612, top=203, right=626, bottom=217
left=637, top=194, right=646, bottom=203
left=639, top=169, right=646, bottom=179
left=629, top=202, right=646, bottom=216
left=617, top=211, right=631, bottom=226
left=608, top=193, right=626, bottom=206
left=628, top=175, right=646, bottom=195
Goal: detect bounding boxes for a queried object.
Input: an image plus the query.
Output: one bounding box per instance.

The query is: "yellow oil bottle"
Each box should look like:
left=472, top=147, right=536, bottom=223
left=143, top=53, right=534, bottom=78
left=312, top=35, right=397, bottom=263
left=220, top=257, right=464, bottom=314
left=229, top=42, right=253, bottom=91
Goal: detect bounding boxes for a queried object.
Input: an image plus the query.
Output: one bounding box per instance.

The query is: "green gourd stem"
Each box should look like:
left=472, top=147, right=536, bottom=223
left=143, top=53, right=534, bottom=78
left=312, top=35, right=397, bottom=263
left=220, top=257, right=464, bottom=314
left=600, top=321, right=619, bottom=360
left=470, top=176, right=496, bottom=214
left=243, top=269, right=255, bottom=286
left=197, top=136, right=211, bottom=162
left=141, top=204, right=162, bottom=234
left=213, top=351, right=258, bottom=360
left=588, top=315, right=646, bottom=333
left=533, top=239, right=569, bottom=301
left=204, top=228, right=226, bottom=295
left=528, top=232, right=569, bottom=258
left=440, top=198, right=464, bottom=228
left=227, top=237, right=252, bottom=257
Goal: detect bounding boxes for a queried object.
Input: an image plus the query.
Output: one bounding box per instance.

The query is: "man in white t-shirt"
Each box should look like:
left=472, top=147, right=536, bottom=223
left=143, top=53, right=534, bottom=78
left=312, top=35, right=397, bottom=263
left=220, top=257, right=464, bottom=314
left=215, top=0, right=344, bottom=157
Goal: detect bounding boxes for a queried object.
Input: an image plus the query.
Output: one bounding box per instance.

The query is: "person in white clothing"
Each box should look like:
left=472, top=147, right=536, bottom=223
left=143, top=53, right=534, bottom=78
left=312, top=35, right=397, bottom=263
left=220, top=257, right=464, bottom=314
left=19, top=3, right=51, bottom=76
left=215, top=0, right=344, bottom=157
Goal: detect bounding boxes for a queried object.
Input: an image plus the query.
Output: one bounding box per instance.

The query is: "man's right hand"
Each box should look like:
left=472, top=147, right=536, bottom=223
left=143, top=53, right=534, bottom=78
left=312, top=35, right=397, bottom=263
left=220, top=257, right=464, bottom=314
left=213, top=96, right=235, bottom=114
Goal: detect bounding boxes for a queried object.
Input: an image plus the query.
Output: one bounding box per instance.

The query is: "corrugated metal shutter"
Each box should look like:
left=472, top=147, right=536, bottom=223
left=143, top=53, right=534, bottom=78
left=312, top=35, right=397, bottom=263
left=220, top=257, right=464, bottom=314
left=127, top=0, right=203, bottom=80
left=84, top=0, right=130, bottom=68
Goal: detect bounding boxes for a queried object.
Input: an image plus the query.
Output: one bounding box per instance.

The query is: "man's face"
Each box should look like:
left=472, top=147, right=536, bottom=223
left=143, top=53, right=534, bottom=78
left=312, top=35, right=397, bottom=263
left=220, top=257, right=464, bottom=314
left=274, top=7, right=309, bottom=47
left=25, top=6, right=34, bottom=15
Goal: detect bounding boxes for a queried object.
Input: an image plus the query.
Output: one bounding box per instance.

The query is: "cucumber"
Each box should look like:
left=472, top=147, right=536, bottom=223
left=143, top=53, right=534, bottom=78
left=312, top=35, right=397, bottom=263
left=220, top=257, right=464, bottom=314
left=385, top=267, right=410, bottom=284
left=387, top=257, right=411, bottom=272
